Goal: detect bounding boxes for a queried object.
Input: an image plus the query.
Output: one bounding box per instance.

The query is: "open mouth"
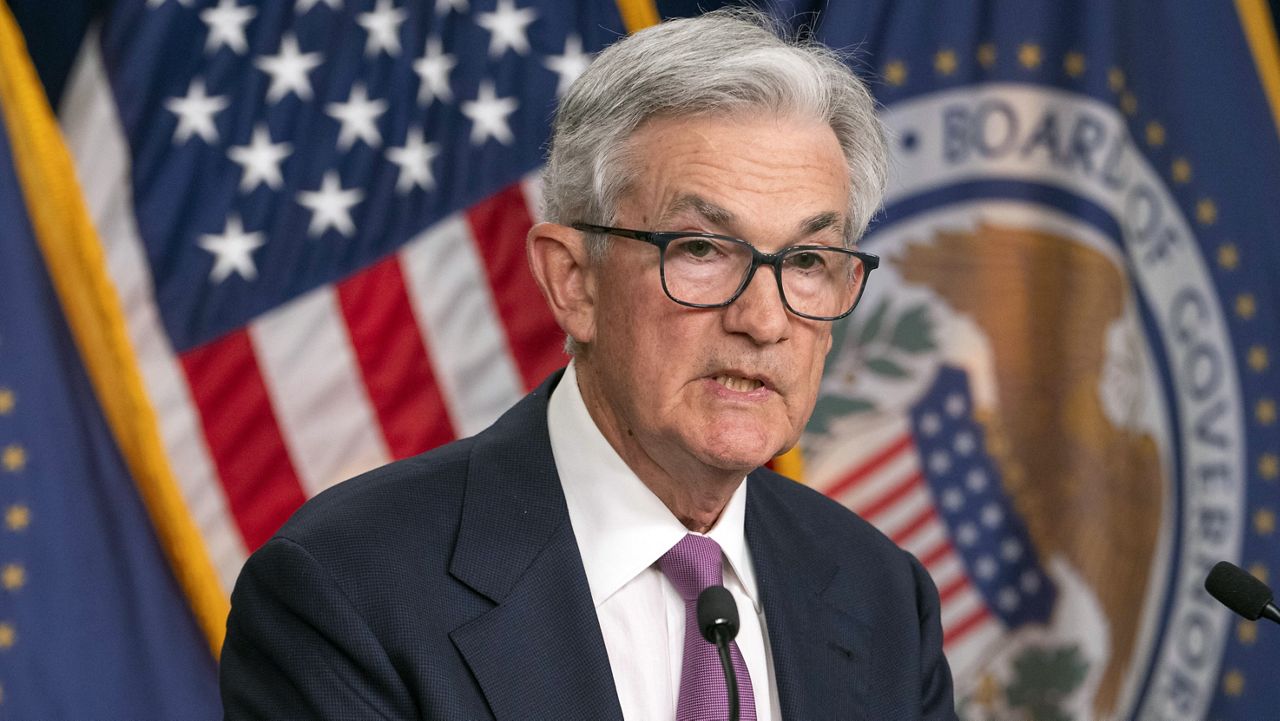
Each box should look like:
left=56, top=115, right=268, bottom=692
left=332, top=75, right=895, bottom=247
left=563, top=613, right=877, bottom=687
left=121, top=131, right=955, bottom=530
left=714, top=375, right=765, bottom=392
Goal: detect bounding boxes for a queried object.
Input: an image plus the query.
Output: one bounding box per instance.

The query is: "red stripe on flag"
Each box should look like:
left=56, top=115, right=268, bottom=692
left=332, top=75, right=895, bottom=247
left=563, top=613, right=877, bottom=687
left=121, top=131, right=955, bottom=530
left=180, top=330, right=307, bottom=551
left=823, top=434, right=914, bottom=499
left=338, top=255, right=455, bottom=458
left=937, top=574, right=969, bottom=604
left=944, top=605, right=992, bottom=646
left=466, top=184, right=564, bottom=390
left=890, top=505, right=938, bottom=546
left=918, top=539, right=954, bottom=569
left=857, top=470, right=924, bottom=522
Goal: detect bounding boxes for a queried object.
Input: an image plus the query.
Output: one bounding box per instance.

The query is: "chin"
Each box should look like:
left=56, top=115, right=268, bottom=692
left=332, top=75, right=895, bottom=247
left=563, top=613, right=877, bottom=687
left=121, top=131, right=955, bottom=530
left=693, top=424, right=788, bottom=473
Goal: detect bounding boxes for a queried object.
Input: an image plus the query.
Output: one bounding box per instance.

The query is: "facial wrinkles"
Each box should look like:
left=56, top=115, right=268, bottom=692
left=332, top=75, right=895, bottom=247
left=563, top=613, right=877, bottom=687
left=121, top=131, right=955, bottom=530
left=627, top=129, right=844, bottom=395
left=658, top=193, right=847, bottom=252
left=587, top=115, right=846, bottom=475
left=634, top=120, right=846, bottom=236
left=696, top=353, right=790, bottom=392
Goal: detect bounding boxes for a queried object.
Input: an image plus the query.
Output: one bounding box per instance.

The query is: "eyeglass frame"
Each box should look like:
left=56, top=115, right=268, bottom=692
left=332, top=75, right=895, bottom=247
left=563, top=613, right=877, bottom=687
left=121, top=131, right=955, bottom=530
left=571, top=223, right=880, bottom=321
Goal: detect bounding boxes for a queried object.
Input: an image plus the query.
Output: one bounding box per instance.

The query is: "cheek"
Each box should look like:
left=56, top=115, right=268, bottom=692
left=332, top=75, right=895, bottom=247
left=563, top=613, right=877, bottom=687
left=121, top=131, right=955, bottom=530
left=630, top=318, right=696, bottom=389
left=594, top=291, right=681, bottom=387
left=794, top=331, right=833, bottom=408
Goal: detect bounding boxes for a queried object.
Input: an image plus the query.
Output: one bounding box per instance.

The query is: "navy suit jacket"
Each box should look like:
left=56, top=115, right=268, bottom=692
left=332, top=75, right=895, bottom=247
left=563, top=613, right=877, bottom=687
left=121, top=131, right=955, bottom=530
left=220, top=371, right=956, bottom=720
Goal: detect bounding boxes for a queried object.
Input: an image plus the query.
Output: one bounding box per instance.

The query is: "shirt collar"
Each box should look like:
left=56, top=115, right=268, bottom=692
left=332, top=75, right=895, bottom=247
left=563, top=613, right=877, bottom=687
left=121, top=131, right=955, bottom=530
left=548, top=362, right=759, bottom=610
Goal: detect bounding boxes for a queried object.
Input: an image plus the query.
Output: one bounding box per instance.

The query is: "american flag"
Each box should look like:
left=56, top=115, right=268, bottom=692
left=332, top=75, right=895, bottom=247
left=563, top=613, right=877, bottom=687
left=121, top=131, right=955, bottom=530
left=58, top=0, right=638, bottom=637
left=815, top=365, right=1056, bottom=669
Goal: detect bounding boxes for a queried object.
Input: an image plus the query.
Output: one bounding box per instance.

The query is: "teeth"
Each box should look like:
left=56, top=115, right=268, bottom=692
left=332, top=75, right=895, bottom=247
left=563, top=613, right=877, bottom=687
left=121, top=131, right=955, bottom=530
left=715, top=375, right=764, bottom=392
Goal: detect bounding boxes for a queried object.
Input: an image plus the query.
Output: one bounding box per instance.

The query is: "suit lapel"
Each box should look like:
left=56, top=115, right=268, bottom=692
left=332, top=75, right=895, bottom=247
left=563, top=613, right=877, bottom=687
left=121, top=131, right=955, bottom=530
left=447, top=374, right=624, bottom=721
left=747, top=472, right=873, bottom=721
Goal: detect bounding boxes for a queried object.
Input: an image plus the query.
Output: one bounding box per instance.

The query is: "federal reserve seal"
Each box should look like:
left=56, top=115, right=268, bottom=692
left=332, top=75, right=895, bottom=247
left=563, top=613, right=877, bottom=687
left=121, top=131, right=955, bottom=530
left=806, top=82, right=1246, bottom=721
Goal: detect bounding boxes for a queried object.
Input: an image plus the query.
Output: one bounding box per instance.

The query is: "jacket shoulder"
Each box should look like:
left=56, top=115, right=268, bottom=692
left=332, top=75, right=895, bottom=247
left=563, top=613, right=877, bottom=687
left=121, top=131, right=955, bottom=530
left=273, top=436, right=475, bottom=561
left=751, top=467, right=908, bottom=563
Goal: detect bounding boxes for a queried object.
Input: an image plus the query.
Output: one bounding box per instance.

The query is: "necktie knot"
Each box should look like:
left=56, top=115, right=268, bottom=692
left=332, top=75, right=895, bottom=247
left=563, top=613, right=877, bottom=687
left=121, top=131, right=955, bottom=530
left=658, top=533, right=724, bottom=601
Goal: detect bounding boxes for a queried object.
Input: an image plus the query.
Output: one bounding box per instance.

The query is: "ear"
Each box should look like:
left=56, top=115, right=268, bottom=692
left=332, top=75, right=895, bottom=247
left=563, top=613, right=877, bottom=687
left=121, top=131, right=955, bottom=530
left=527, top=222, right=598, bottom=345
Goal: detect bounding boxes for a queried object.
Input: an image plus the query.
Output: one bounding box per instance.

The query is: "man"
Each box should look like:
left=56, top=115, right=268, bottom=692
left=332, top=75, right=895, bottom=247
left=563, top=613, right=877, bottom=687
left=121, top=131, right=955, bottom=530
left=221, top=9, right=956, bottom=720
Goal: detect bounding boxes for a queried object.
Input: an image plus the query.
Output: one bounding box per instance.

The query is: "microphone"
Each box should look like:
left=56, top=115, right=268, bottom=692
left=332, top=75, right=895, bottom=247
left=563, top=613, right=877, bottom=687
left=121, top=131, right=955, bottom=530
left=1205, top=561, right=1280, bottom=625
left=697, top=585, right=741, bottom=721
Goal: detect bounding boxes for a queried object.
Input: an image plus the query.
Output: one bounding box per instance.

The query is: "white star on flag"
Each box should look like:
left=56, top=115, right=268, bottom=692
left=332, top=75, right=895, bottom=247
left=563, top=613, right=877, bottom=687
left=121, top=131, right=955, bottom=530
left=435, top=0, right=467, bottom=15
left=255, top=33, right=323, bottom=103
left=147, top=0, right=193, bottom=7
left=461, top=81, right=518, bottom=145
left=325, top=83, right=388, bottom=150
left=297, top=171, right=364, bottom=237
left=295, top=0, right=341, bottom=13
left=164, top=78, right=229, bottom=144
left=198, top=215, right=265, bottom=283
left=200, top=0, right=257, bottom=55
left=476, top=0, right=538, bottom=58
left=228, top=124, right=292, bottom=192
left=358, top=0, right=408, bottom=57
left=544, top=34, right=591, bottom=98
left=386, top=127, right=441, bottom=193
left=413, top=37, right=456, bottom=105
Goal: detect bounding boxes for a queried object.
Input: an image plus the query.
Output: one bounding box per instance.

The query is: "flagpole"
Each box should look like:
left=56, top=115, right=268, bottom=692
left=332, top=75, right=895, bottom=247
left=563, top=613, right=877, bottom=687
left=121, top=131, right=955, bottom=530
left=1237, top=0, right=1280, bottom=143
left=616, top=0, right=660, bottom=33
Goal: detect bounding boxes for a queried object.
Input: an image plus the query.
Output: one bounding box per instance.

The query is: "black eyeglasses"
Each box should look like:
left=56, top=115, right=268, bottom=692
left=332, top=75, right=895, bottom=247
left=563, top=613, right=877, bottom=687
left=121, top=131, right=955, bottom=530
left=572, top=223, right=879, bottom=321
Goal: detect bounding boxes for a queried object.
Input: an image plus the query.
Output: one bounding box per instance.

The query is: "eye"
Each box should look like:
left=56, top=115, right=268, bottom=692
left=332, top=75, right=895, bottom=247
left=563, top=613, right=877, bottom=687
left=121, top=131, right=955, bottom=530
left=787, top=250, right=826, bottom=270
left=672, top=238, right=718, bottom=259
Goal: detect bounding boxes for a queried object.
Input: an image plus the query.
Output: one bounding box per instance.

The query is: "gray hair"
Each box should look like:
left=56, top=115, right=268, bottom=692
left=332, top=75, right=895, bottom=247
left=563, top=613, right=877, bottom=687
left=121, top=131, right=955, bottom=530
left=541, top=7, right=888, bottom=260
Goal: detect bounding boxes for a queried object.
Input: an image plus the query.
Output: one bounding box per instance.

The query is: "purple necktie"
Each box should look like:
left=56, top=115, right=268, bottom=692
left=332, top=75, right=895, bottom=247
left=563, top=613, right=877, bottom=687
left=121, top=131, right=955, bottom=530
left=657, top=534, right=757, bottom=721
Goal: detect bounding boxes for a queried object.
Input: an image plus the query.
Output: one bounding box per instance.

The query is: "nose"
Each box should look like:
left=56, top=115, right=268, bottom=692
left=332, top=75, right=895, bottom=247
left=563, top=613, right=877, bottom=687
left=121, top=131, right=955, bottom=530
left=721, top=265, right=790, bottom=344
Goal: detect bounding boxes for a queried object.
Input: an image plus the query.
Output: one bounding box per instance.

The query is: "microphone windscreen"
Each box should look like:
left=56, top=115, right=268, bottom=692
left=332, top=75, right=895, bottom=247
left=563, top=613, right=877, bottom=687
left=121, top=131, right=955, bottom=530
left=1205, top=561, right=1274, bottom=621
left=696, top=585, right=740, bottom=643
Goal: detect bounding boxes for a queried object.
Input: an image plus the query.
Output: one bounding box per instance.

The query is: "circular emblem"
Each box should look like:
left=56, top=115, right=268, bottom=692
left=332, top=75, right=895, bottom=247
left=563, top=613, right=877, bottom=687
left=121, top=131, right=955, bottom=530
left=806, top=83, right=1246, bottom=721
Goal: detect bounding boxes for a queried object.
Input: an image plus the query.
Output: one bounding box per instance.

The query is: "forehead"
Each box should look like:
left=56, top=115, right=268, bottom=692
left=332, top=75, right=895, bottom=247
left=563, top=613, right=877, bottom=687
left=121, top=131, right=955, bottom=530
left=619, top=113, right=850, bottom=238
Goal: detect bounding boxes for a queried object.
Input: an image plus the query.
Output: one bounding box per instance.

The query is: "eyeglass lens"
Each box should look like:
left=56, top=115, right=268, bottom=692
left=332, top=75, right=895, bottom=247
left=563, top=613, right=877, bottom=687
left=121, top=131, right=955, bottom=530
left=662, top=236, right=865, bottom=319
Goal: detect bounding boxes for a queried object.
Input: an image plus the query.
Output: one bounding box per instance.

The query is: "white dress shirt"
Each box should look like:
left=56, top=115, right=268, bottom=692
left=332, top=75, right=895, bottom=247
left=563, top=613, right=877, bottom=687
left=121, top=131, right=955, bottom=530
left=547, top=363, right=782, bottom=721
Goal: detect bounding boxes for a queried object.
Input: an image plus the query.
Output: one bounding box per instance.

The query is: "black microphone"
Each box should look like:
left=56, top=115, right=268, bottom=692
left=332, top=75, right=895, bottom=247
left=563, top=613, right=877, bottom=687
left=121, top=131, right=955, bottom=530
left=697, top=585, right=741, bottom=721
left=1205, top=560, right=1280, bottom=625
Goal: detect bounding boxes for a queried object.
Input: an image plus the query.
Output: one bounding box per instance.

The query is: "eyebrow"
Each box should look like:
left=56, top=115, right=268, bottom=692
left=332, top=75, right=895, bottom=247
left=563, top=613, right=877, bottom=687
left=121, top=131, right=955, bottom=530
left=658, top=194, right=734, bottom=228
left=659, top=194, right=848, bottom=242
left=800, top=211, right=846, bottom=238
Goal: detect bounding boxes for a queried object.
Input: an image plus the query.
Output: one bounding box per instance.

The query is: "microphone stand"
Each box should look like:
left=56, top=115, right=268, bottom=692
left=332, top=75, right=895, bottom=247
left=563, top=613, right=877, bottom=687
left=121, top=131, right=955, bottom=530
left=711, top=626, right=739, bottom=721
left=698, top=585, right=741, bottom=721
